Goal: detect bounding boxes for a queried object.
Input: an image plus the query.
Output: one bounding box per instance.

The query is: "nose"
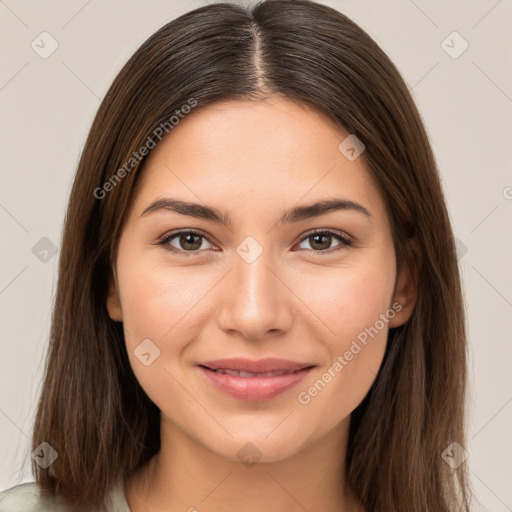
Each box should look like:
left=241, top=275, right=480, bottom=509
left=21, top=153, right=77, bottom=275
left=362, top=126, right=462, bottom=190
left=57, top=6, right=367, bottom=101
left=215, top=248, right=293, bottom=341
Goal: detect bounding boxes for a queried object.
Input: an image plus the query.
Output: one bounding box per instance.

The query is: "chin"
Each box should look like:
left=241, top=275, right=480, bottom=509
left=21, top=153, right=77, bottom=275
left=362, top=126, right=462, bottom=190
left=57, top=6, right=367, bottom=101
left=208, top=433, right=306, bottom=465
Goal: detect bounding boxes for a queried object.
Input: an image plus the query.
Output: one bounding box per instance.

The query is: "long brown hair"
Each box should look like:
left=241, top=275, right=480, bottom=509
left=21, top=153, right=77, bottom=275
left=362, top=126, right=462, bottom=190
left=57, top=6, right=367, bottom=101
left=30, top=1, right=470, bottom=510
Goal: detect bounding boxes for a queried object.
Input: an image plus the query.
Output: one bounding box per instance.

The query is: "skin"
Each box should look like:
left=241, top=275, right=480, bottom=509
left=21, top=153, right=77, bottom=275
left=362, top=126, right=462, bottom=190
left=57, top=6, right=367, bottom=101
left=107, top=97, right=417, bottom=512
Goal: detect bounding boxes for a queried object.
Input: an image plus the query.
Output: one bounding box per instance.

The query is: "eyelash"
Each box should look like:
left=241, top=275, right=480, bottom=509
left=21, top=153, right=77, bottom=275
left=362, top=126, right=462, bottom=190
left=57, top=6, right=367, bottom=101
left=157, top=229, right=353, bottom=257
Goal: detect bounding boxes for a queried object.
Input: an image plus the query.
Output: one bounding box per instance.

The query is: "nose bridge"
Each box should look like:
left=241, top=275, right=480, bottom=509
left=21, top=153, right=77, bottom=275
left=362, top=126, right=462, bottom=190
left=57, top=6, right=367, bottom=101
left=216, top=242, right=292, bottom=339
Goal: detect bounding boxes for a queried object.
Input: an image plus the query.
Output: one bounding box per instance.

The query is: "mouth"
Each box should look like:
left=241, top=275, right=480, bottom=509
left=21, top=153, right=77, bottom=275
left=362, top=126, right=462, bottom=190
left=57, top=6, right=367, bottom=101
left=200, top=367, right=310, bottom=377
left=197, top=359, right=316, bottom=401
left=198, top=357, right=314, bottom=374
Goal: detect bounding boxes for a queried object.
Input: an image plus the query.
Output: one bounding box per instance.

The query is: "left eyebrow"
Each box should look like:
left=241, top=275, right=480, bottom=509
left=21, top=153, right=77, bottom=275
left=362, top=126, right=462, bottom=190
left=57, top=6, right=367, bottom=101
left=280, top=198, right=371, bottom=223
left=140, top=197, right=372, bottom=228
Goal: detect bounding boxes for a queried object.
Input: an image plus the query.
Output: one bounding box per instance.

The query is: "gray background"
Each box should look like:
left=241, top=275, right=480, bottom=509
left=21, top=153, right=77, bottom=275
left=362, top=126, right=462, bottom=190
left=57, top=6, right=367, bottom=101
left=1, top=1, right=511, bottom=510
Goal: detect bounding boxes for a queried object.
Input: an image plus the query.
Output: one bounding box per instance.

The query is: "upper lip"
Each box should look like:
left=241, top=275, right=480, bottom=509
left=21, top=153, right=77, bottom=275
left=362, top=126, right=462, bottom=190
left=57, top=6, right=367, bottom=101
left=198, top=357, right=315, bottom=373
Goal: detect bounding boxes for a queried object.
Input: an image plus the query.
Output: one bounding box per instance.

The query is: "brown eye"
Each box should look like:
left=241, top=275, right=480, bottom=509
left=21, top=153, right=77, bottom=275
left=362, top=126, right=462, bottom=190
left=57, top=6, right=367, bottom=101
left=176, top=232, right=203, bottom=251
left=159, top=230, right=215, bottom=255
left=296, top=230, right=353, bottom=255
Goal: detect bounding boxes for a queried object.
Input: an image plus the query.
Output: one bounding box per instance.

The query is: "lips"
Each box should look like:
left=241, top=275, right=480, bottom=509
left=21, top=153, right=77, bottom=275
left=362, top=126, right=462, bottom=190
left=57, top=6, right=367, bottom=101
left=197, top=357, right=315, bottom=401
left=209, top=368, right=298, bottom=377
left=199, top=357, right=313, bottom=374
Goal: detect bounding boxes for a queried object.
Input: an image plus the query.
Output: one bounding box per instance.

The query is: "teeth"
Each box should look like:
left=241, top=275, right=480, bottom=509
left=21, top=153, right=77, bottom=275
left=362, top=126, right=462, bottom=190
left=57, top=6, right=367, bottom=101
left=213, top=369, right=292, bottom=377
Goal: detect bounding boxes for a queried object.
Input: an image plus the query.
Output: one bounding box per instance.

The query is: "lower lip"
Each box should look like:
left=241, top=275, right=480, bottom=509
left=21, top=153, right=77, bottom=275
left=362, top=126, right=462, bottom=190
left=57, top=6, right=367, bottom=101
left=198, top=366, right=314, bottom=402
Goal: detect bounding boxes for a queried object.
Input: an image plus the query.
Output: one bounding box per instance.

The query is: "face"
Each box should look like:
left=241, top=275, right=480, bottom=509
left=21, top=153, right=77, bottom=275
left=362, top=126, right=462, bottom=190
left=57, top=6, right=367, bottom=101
left=107, top=97, right=416, bottom=463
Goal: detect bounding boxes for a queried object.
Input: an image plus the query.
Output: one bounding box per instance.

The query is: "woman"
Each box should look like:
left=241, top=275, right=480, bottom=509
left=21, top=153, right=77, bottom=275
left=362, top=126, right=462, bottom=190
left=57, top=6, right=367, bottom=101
left=0, top=0, right=471, bottom=510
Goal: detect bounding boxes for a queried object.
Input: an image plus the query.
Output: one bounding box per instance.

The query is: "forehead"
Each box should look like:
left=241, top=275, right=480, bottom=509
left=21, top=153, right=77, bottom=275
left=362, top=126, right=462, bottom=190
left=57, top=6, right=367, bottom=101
left=129, top=98, right=384, bottom=221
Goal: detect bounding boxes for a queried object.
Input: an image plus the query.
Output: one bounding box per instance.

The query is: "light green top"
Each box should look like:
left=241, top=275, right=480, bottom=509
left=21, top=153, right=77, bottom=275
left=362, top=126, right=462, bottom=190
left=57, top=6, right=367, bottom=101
left=0, top=477, right=131, bottom=512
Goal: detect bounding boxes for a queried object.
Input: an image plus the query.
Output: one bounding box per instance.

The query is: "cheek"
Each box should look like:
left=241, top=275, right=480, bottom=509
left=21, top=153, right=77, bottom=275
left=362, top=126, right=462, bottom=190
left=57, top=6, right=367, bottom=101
left=118, top=258, right=205, bottom=343
left=298, top=255, right=395, bottom=342
left=116, top=257, right=221, bottom=389
left=114, top=256, right=186, bottom=377
left=331, top=271, right=391, bottom=372
left=295, top=258, right=395, bottom=414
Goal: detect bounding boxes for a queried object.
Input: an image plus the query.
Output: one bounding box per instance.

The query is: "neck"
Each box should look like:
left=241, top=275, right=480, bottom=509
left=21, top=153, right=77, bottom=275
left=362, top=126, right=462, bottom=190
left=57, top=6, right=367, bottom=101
left=126, top=415, right=363, bottom=512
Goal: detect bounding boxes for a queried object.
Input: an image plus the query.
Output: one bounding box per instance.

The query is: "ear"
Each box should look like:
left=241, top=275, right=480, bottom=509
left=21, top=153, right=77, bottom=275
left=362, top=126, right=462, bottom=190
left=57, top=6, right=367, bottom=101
left=106, top=269, right=123, bottom=322
left=389, top=238, right=420, bottom=328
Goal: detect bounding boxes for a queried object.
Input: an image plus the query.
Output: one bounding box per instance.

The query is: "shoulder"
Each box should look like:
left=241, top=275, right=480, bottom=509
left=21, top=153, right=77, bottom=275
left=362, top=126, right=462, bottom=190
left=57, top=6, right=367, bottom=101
left=0, top=478, right=131, bottom=512
left=0, top=482, right=69, bottom=512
